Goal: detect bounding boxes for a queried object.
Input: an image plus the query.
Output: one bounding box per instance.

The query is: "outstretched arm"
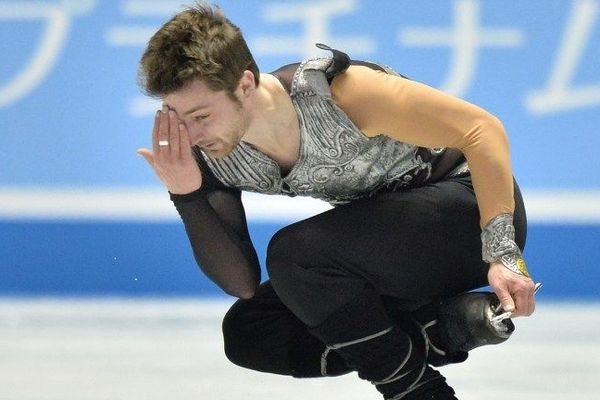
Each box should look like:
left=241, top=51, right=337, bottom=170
left=331, top=66, right=535, bottom=316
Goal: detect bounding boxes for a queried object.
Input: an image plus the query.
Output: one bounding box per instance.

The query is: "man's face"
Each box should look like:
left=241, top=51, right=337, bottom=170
left=163, top=79, right=247, bottom=159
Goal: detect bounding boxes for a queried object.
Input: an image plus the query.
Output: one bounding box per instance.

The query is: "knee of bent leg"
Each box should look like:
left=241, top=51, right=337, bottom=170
left=266, top=222, right=327, bottom=281
left=223, top=298, right=291, bottom=373
left=267, top=223, right=302, bottom=262
left=222, top=301, right=254, bottom=367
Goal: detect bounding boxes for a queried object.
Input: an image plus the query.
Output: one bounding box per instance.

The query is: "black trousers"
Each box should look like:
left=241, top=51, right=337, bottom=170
left=222, top=175, right=527, bottom=378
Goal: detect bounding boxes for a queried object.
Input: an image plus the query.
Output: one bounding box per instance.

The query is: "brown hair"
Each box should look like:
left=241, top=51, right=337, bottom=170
left=138, top=2, right=259, bottom=98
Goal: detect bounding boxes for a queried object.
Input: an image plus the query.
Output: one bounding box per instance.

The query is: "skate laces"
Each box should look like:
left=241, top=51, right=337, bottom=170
left=319, top=326, right=393, bottom=376
left=383, top=322, right=435, bottom=399
left=319, top=326, right=430, bottom=399
left=419, top=320, right=446, bottom=356
left=385, top=324, right=455, bottom=400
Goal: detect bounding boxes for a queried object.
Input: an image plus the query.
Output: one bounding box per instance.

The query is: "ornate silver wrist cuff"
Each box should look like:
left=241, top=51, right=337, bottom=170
left=481, top=213, right=530, bottom=277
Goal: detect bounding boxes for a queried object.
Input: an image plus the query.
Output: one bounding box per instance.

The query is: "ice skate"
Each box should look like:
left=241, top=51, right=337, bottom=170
left=404, top=291, right=517, bottom=367
left=436, top=291, right=514, bottom=354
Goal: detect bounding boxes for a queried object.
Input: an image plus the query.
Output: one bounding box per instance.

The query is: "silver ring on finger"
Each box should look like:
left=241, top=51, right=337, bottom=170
left=158, top=140, right=169, bottom=146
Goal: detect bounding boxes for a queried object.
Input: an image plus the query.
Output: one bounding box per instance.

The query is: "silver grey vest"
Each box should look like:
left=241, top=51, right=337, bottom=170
left=200, top=57, right=453, bottom=205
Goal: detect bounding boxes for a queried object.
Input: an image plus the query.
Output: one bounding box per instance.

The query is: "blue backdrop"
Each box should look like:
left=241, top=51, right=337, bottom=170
left=1, top=0, right=599, bottom=298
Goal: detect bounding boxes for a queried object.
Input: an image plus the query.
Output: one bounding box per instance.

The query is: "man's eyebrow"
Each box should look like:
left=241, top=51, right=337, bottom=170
left=183, top=104, right=208, bottom=116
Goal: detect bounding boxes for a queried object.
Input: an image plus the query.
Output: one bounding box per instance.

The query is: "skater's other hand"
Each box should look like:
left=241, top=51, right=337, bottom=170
left=487, top=261, right=536, bottom=317
left=137, top=106, right=203, bottom=194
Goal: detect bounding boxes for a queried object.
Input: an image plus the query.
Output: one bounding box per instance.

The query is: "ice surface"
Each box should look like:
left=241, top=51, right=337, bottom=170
left=0, top=298, right=598, bottom=400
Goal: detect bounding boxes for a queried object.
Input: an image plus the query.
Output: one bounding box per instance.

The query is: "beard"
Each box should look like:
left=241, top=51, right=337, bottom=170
left=209, top=113, right=247, bottom=159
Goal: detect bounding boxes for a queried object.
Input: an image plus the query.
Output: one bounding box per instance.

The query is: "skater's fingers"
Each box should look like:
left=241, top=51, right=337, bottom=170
left=151, top=110, right=161, bottom=154
left=136, top=148, right=154, bottom=168
left=488, top=262, right=516, bottom=313
left=488, top=261, right=537, bottom=317
left=529, top=286, right=536, bottom=314
left=496, top=286, right=515, bottom=313
left=512, top=278, right=536, bottom=317
left=168, top=109, right=181, bottom=157
left=157, top=105, right=170, bottom=155
left=178, top=121, right=193, bottom=158
left=513, top=291, right=528, bottom=316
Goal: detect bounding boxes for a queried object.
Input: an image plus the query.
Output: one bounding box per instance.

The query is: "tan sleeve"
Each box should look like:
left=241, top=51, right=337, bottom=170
left=330, top=65, right=514, bottom=228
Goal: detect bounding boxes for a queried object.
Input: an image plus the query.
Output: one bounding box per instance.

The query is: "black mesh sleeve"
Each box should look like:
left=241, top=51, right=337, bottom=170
left=170, top=149, right=260, bottom=299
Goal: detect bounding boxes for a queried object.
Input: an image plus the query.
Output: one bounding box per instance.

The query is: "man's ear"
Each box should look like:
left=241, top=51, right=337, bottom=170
left=238, top=70, right=257, bottom=98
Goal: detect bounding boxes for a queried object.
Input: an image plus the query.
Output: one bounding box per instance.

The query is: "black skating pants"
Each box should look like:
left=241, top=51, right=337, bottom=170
left=222, top=175, right=527, bottom=377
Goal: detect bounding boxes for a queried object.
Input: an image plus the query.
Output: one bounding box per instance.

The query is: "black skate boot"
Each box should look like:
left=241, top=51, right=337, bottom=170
left=436, top=291, right=514, bottom=353
left=406, top=291, right=514, bottom=367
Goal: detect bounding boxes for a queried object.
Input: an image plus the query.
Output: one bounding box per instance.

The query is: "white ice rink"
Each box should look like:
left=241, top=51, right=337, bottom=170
left=1, top=298, right=598, bottom=400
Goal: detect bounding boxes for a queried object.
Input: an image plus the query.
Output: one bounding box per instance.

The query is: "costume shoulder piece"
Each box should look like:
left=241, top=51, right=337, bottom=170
left=316, top=43, right=351, bottom=81
left=288, top=44, right=350, bottom=98
left=271, top=43, right=396, bottom=93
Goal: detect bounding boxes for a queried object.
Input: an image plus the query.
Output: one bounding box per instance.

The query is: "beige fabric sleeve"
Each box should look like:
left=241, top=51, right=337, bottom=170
left=330, top=65, right=514, bottom=228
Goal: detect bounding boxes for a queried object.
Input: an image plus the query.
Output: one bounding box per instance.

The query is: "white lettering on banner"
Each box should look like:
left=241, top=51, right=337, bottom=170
left=252, top=0, right=375, bottom=59
left=397, top=0, right=524, bottom=97
left=104, top=0, right=182, bottom=117
left=526, top=0, right=600, bottom=115
left=0, top=0, right=96, bottom=108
